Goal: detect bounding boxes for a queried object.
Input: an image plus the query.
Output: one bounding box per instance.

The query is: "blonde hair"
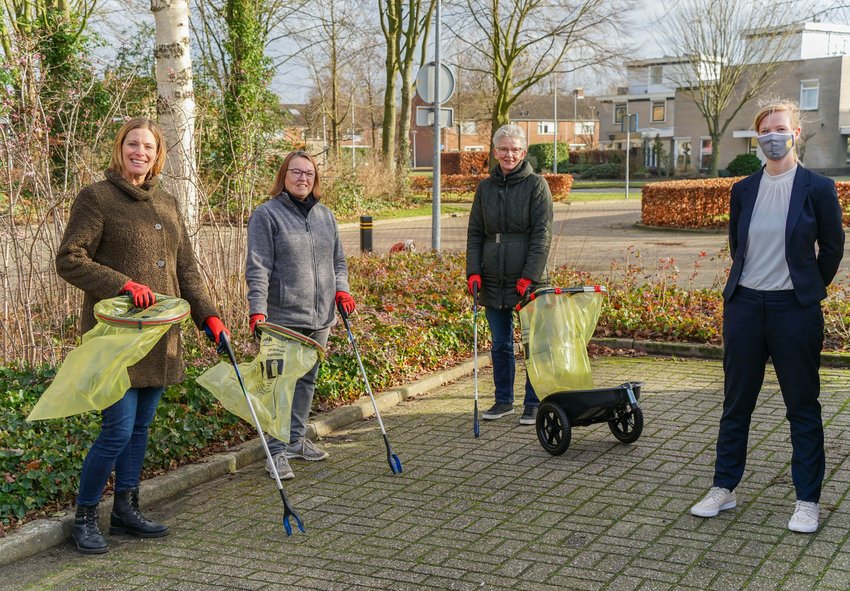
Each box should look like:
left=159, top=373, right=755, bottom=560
left=269, top=150, right=322, bottom=199
left=108, top=118, right=167, bottom=181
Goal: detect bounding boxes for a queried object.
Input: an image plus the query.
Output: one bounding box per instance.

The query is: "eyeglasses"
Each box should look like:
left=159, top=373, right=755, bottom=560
left=287, top=168, right=316, bottom=179
left=495, top=147, right=524, bottom=155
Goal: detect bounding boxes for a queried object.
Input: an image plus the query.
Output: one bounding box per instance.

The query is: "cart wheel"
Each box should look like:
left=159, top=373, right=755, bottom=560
left=608, top=404, right=644, bottom=444
left=536, top=401, right=571, bottom=456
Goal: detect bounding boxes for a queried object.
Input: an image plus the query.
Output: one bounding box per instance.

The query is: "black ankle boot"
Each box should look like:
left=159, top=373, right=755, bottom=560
left=109, top=488, right=170, bottom=538
left=72, top=504, right=108, bottom=554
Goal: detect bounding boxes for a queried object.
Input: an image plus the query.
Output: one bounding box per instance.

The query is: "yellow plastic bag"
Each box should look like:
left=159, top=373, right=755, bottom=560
left=517, top=288, right=605, bottom=396
left=197, top=323, right=325, bottom=443
left=27, top=295, right=190, bottom=421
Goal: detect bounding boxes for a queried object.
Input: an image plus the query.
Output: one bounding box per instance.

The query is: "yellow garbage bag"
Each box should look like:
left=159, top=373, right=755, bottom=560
left=197, top=323, right=325, bottom=443
left=517, top=287, right=606, bottom=396
left=27, top=295, right=190, bottom=421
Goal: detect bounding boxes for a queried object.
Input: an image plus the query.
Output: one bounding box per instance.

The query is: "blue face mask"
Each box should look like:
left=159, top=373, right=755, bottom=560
left=757, top=132, right=795, bottom=161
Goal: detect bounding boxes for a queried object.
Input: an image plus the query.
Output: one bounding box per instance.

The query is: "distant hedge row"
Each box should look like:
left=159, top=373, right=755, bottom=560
left=411, top=173, right=573, bottom=202
left=642, top=178, right=850, bottom=229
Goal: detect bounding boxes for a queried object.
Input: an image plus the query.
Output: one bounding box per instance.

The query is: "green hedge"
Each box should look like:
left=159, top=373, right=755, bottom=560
left=527, top=142, right=570, bottom=173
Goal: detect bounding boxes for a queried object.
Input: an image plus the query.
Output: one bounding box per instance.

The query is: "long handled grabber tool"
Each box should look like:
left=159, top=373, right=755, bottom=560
left=337, top=303, right=403, bottom=474
left=219, top=332, right=305, bottom=535
left=472, top=283, right=480, bottom=438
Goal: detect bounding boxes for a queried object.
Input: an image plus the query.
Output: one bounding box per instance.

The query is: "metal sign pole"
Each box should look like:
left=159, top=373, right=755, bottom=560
left=431, top=0, right=442, bottom=252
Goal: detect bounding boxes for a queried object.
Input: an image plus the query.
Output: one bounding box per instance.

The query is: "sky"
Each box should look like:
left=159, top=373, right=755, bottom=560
left=91, top=0, right=848, bottom=104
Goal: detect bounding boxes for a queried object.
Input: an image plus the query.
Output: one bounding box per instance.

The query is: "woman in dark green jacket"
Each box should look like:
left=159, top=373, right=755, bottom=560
left=466, top=124, right=553, bottom=425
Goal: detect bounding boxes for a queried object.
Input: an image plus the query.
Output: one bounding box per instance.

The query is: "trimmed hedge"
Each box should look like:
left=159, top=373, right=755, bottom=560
left=441, top=152, right=489, bottom=175
left=642, top=178, right=850, bottom=229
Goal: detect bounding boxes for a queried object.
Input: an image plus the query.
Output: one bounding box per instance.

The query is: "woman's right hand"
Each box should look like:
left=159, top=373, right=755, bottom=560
left=467, top=274, right=482, bottom=295
left=249, top=313, right=266, bottom=339
left=122, top=281, right=155, bottom=308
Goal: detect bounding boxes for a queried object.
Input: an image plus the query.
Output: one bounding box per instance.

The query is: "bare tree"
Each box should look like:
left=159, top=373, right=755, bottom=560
left=379, top=0, right=435, bottom=171
left=152, top=0, right=199, bottom=230
left=449, top=0, right=629, bottom=156
left=660, top=0, right=794, bottom=176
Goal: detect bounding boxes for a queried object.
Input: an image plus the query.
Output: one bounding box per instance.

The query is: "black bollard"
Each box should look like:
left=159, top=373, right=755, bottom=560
left=360, top=215, right=373, bottom=253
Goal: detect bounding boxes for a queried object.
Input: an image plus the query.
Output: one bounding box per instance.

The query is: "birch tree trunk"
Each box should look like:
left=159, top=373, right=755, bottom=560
left=151, top=0, right=199, bottom=233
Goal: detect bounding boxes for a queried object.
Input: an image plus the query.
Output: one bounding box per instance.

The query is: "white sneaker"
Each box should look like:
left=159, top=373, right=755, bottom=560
left=788, top=501, right=819, bottom=533
left=691, top=487, right=736, bottom=517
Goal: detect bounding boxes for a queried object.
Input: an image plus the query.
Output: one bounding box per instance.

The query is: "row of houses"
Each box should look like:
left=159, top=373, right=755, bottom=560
left=284, top=21, right=850, bottom=176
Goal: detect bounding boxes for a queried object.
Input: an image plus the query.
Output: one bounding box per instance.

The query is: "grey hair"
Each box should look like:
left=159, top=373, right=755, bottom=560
left=492, top=124, right=527, bottom=149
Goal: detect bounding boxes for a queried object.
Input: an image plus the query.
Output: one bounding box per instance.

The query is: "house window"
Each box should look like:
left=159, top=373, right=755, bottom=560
left=675, top=139, right=691, bottom=169
left=748, top=137, right=759, bottom=155
left=800, top=80, right=819, bottom=111
left=538, top=121, right=554, bottom=135
left=651, top=101, right=666, bottom=123
left=649, top=65, right=663, bottom=85
left=460, top=121, right=477, bottom=134
left=614, top=104, right=626, bottom=125
left=465, top=145, right=484, bottom=152
left=846, top=137, right=850, bottom=163
left=700, top=137, right=713, bottom=170
left=575, top=121, right=595, bottom=136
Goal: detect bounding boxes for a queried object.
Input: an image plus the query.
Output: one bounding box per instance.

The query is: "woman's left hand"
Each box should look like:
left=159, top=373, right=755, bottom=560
left=203, top=316, right=230, bottom=349
left=516, top=278, right=532, bottom=296
left=335, top=291, right=356, bottom=315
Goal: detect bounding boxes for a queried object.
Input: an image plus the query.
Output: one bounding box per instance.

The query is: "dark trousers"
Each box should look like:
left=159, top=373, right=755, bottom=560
left=715, top=287, right=825, bottom=502
left=485, top=306, right=538, bottom=408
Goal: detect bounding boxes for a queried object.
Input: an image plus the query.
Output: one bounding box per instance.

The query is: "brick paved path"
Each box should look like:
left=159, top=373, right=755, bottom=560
left=3, top=357, right=850, bottom=590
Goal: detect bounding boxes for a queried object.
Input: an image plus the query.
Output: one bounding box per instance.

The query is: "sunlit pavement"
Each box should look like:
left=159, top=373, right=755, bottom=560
left=4, top=356, right=850, bottom=590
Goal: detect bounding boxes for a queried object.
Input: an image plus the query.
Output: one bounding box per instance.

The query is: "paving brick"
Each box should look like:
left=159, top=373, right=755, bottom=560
left=3, top=358, right=850, bottom=590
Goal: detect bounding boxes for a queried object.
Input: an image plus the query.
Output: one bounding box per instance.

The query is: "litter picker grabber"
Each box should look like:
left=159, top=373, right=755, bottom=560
left=472, top=283, right=480, bottom=438
left=336, top=303, right=403, bottom=475
left=219, top=332, right=305, bottom=535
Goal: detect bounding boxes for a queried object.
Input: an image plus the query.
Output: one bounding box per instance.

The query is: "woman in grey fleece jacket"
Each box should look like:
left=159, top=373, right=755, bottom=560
left=246, top=150, right=355, bottom=480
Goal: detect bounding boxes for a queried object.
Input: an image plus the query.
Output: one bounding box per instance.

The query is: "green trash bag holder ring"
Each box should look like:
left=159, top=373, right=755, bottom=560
left=257, top=322, right=326, bottom=360
left=514, top=285, right=608, bottom=312
left=94, top=294, right=191, bottom=329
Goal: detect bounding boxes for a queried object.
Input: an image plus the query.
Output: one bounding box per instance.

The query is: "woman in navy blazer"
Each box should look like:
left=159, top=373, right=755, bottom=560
left=691, top=100, right=845, bottom=533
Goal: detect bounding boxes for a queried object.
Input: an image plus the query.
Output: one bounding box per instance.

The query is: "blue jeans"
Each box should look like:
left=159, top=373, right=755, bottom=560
left=77, top=386, right=164, bottom=506
left=268, top=327, right=330, bottom=456
left=485, top=307, right=538, bottom=408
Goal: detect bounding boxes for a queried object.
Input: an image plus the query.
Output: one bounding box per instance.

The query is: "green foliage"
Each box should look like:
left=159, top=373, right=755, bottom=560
left=726, top=153, right=762, bottom=177
left=527, top=142, right=570, bottom=173
left=561, top=162, right=622, bottom=179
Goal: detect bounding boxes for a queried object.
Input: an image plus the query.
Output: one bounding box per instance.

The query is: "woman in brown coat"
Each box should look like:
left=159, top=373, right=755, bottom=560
left=56, top=118, right=229, bottom=554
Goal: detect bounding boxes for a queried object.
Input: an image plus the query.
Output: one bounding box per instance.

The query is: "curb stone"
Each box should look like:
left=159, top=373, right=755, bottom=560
left=0, top=355, right=491, bottom=566
left=592, top=337, right=850, bottom=368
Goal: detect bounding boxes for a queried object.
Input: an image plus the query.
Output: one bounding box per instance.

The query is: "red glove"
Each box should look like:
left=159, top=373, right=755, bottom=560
left=122, top=281, right=155, bottom=308
left=203, top=316, right=230, bottom=345
left=516, top=278, right=532, bottom=297
left=467, top=274, right=482, bottom=295
left=335, top=291, right=356, bottom=315
left=249, top=313, right=266, bottom=339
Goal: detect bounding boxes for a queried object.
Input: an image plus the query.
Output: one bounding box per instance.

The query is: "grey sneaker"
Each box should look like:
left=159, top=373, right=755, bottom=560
left=482, top=403, right=514, bottom=420
left=265, top=453, right=294, bottom=480
left=690, top=487, right=736, bottom=517
left=283, top=438, right=329, bottom=461
left=519, top=406, right=538, bottom=425
left=788, top=501, right=819, bottom=533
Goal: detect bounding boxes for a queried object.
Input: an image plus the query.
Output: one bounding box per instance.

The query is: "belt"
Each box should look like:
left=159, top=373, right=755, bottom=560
left=485, top=232, right=528, bottom=244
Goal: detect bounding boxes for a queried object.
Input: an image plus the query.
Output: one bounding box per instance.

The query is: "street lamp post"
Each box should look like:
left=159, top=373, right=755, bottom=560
left=553, top=82, right=558, bottom=174
left=411, top=130, right=417, bottom=168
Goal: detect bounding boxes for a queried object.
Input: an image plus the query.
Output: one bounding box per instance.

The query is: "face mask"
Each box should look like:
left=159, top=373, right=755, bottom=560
left=757, top=132, right=795, bottom=161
